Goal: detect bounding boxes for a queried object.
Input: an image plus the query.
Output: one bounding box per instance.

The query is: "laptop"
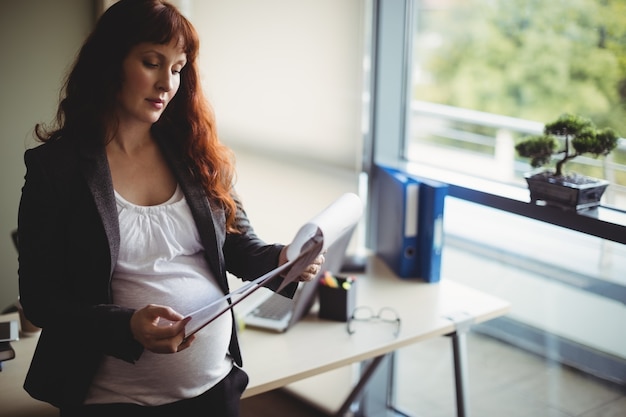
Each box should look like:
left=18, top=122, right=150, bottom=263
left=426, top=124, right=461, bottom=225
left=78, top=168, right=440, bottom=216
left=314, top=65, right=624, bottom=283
left=241, top=226, right=355, bottom=333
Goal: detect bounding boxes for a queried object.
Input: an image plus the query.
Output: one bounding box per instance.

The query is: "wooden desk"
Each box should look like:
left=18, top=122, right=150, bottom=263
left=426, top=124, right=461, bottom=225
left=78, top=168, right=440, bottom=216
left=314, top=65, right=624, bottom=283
left=237, top=256, right=510, bottom=416
left=0, top=257, right=510, bottom=417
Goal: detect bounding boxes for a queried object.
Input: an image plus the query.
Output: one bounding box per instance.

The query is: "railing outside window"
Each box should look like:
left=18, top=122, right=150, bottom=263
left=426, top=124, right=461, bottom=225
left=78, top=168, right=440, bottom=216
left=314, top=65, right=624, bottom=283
left=407, top=100, right=626, bottom=209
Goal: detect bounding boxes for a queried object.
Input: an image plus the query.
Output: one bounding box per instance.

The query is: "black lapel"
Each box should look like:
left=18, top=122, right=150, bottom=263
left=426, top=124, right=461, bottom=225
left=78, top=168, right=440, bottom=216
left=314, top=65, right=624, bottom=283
left=78, top=141, right=120, bottom=278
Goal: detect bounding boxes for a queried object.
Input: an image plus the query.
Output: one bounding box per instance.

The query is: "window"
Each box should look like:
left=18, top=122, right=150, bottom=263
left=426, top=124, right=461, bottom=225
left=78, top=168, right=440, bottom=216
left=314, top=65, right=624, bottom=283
left=403, top=0, right=626, bottom=287
left=408, top=0, right=626, bottom=208
left=366, top=0, right=626, bottom=384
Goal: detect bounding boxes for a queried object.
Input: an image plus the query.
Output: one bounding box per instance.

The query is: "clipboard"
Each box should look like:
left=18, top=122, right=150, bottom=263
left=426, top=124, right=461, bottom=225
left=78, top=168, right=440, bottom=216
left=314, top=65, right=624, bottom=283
left=184, top=236, right=323, bottom=338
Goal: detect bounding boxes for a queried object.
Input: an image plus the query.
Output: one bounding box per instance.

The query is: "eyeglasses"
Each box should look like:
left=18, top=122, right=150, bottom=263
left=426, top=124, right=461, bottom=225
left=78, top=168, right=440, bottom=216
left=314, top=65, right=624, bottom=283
left=346, top=306, right=401, bottom=337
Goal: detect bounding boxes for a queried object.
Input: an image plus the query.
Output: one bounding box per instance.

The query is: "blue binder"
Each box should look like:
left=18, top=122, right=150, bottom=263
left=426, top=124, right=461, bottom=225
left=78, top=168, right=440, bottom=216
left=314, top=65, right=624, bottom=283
left=414, top=177, right=448, bottom=283
left=374, top=165, right=420, bottom=278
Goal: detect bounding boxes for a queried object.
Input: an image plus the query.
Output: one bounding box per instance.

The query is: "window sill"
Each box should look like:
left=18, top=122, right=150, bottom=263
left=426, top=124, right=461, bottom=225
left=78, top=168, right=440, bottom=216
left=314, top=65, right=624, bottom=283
left=398, top=161, right=626, bottom=245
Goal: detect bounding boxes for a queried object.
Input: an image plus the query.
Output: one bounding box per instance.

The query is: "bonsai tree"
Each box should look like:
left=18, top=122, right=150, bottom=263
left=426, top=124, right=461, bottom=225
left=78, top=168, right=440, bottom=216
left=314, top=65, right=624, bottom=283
left=515, top=113, right=619, bottom=177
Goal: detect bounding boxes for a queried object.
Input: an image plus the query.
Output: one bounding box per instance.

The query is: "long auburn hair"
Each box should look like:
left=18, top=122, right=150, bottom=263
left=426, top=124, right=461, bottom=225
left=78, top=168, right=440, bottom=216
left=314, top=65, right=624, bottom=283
left=36, top=0, right=239, bottom=232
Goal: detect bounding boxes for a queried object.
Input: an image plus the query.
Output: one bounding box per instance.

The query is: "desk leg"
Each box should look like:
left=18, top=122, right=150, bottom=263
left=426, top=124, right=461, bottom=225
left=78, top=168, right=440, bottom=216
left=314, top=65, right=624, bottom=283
left=334, top=355, right=384, bottom=416
left=449, top=330, right=470, bottom=417
left=335, top=352, right=412, bottom=417
left=445, top=311, right=474, bottom=417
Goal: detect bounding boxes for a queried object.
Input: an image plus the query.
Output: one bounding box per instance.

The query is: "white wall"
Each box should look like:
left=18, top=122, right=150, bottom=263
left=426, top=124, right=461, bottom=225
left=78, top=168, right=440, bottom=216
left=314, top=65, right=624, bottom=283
left=0, top=0, right=94, bottom=311
left=189, top=0, right=365, bottom=170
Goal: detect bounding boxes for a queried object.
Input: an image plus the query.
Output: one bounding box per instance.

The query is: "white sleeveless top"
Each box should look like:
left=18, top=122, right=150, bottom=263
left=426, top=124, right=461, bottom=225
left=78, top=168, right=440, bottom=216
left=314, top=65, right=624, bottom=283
left=85, top=185, right=233, bottom=406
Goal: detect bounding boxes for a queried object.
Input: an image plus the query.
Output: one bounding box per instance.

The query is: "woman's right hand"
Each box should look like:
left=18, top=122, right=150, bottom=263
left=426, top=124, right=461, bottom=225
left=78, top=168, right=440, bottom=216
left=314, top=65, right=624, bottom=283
left=130, top=304, right=195, bottom=353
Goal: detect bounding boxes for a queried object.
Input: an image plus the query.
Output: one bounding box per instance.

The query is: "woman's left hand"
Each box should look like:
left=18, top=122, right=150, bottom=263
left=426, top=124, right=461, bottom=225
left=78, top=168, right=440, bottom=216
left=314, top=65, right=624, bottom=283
left=279, top=246, right=325, bottom=282
left=299, top=252, right=326, bottom=282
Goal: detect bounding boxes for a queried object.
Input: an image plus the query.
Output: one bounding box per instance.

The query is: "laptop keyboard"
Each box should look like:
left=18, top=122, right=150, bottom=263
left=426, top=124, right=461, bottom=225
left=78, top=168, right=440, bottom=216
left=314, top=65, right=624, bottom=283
left=252, top=295, right=294, bottom=320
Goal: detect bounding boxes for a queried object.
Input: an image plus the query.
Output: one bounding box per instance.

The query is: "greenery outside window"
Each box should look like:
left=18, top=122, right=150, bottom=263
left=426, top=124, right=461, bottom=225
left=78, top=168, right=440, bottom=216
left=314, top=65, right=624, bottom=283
left=408, top=0, right=626, bottom=209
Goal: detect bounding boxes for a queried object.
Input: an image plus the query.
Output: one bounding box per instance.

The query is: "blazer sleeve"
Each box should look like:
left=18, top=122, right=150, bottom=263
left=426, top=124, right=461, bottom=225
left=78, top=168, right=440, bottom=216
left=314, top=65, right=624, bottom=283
left=222, top=198, right=298, bottom=298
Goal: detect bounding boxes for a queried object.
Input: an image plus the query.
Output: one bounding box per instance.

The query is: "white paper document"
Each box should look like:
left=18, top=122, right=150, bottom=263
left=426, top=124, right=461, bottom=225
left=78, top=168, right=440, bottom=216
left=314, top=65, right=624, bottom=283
left=184, top=192, right=363, bottom=337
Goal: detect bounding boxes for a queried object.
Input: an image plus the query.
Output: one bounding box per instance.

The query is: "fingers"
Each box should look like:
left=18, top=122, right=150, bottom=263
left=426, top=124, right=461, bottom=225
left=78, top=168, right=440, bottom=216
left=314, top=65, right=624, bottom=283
left=299, top=271, right=316, bottom=282
left=299, top=252, right=326, bottom=282
left=130, top=304, right=192, bottom=354
left=177, top=334, right=196, bottom=352
left=153, top=305, right=186, bottom=322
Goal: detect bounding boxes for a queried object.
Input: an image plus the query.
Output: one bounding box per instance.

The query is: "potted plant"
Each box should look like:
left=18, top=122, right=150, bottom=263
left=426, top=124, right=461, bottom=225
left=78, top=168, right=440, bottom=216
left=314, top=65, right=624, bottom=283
left=515, top=113, right=619, bottom=211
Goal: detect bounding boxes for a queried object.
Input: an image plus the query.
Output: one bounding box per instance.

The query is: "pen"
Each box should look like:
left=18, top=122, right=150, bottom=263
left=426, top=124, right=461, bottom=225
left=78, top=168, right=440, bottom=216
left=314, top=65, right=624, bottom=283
left=342, top=275, right=357, bottom=290
left=323, top=271, right=339, bottom=288
left=321, top=272, right=357, bottom=290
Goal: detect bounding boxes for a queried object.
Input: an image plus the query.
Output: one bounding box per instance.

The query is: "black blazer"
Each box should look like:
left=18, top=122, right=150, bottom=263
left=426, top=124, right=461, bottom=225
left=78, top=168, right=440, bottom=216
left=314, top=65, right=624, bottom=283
left=17, top=130, right=295, bottom=408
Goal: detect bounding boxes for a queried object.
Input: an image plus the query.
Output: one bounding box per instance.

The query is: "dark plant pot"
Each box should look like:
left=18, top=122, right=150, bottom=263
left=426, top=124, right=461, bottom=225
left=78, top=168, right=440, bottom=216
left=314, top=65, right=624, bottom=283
left=524, top=170, right=609, bottom=211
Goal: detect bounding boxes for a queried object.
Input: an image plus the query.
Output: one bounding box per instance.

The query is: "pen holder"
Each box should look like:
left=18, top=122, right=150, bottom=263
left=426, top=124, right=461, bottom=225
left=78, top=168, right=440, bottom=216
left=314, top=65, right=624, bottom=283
left=318, top=273, right=356, bottom=322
